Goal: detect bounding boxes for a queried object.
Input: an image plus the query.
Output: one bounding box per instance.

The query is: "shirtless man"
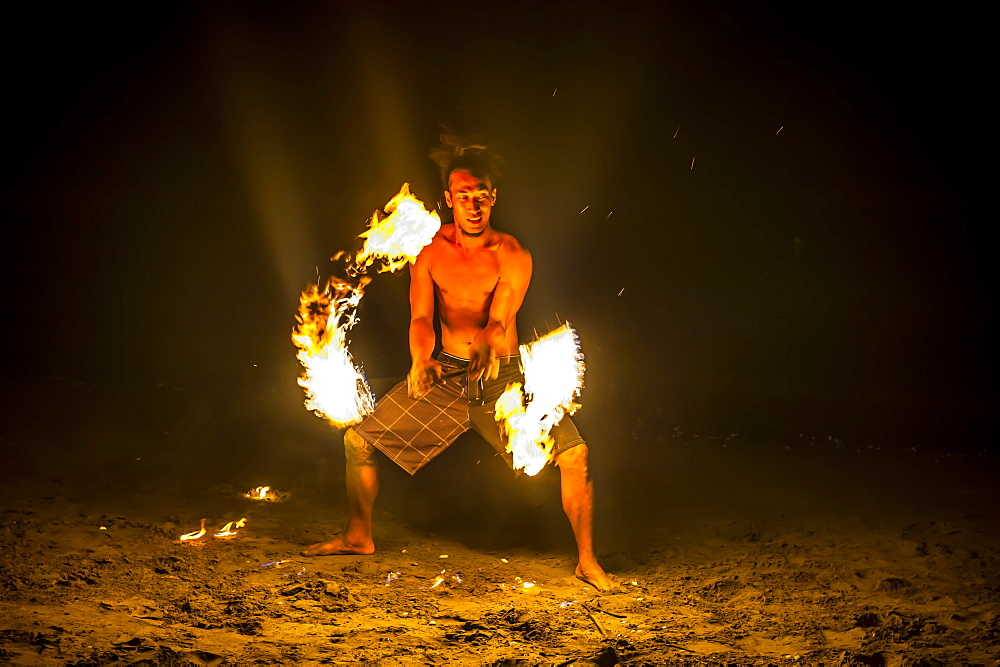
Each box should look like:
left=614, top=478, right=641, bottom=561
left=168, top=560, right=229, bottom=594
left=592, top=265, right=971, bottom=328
left=303, top=149, right=614, bottom=591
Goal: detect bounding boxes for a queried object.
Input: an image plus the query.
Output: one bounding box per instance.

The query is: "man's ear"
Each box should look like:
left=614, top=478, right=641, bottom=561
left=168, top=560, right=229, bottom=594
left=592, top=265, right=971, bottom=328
left=444, top=190, right=453, bottom=208
left=491, top=188, right=497, bottom=205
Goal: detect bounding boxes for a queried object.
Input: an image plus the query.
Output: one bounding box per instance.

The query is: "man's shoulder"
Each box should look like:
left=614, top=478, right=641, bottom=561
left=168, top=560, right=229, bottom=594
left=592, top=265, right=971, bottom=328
left=493, top=231, right=531, bottom=275
left=492, top=230, right=529, bottom=257
left=421, top=226, right=453, bottom=255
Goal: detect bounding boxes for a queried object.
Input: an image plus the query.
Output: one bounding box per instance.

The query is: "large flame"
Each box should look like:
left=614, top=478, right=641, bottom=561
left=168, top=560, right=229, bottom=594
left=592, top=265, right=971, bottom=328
left=292, top=277, right=374, bottom=428
left=352, top=183, right=443, bottom=275
left=494, top=324, right=586, bottom=476
left=292, top=184, right=440, bottom=427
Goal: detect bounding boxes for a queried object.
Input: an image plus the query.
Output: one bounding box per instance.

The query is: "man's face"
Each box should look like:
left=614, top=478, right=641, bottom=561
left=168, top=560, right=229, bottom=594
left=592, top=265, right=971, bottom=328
left=444, top=169, right=496, bottom=238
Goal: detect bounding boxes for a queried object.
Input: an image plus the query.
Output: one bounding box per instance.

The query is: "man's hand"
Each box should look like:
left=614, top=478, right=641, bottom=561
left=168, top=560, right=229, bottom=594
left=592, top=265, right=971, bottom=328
left=467, top=337, right=500, bottom=383
left=407, top=358, right=443, bottom=399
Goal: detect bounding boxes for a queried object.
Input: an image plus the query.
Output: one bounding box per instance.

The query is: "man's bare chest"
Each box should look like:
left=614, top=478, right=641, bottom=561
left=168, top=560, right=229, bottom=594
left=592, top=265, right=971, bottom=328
left=431, top=248, right=500, bottom=300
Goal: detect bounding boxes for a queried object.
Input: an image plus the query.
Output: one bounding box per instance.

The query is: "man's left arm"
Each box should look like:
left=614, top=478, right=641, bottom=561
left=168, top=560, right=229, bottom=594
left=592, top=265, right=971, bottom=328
left=468, top=240, right=532, bottom=381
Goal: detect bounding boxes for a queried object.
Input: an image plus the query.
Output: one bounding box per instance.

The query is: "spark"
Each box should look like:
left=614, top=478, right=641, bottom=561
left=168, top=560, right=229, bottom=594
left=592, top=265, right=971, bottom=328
left=552, top=87, right=558, bottom=97
left=580, top=205, right=589, bottom=213
left=606, top=211, right=613, bottom=220
left=690, top=157, right=696, bottom=170
left=776, top=125, right=784, bottom=134
left=673, top=126, right=680, bottom=139
left=617, top=288, right=625, bottom=297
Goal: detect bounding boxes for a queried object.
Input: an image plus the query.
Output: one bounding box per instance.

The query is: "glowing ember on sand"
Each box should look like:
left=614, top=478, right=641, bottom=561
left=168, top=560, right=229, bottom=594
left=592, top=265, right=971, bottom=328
left=494, top=324, right=585, bottom=476
left=429, top=570, right=463, bottom=589
left=292, top=184, right=440, bottom=427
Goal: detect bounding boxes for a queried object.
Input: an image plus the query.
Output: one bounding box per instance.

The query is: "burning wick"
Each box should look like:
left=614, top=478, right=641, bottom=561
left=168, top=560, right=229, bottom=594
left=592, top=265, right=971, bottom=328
left=292, top=184, right=441, bottom=428
left=494, top=324, right=586, bottom=476
left=179, top=518, right=207, bottom=541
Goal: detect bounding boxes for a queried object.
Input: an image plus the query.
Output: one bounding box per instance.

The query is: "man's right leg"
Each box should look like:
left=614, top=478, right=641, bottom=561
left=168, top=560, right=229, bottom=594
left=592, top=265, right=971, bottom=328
left=302, top=427, right=378, bottom=556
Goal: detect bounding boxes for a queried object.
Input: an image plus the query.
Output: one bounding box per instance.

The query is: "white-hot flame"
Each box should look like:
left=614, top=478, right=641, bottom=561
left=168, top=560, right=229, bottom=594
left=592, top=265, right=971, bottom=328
left=292, top=278, right=374, bottom=428
left=353, top=183, right=442, bottom=275
left=494, top=324, right=585, bottom=476
left=293, top=184, right=440, bottom=427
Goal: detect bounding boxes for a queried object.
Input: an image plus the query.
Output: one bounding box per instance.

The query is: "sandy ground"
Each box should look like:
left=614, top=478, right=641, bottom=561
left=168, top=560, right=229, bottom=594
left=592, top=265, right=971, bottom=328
left=1, top=379, right=998, bottom=665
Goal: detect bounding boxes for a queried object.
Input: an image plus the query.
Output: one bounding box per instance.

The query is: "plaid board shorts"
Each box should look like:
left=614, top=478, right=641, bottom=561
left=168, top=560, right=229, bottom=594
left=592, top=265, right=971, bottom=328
left=354, top=351, right=585, bottom=475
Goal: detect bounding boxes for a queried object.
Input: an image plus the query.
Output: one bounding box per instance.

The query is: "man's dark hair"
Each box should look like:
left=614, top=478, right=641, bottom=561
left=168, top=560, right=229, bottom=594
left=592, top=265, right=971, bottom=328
left=429, top=130, right=504, bottom=190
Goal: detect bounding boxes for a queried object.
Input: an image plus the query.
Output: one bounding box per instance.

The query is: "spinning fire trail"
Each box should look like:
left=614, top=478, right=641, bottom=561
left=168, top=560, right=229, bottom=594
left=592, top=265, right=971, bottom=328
left=291, top=185, right=587, bottom=475
left=291, top=184, right=440, bottom=428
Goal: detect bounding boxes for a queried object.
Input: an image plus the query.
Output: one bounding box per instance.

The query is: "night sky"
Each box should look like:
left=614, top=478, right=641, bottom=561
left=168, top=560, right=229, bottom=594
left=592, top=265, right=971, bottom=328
left=2, top=1, right=992, bottom=473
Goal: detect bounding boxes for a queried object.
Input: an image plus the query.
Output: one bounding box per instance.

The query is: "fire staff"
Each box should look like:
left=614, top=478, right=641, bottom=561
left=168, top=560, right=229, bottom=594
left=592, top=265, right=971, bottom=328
left=302, top=143, right=614, bottom=592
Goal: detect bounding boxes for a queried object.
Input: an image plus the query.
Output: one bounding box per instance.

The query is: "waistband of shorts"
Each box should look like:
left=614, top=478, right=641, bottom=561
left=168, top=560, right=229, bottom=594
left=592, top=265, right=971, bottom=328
left=437, top=351, right=519, bottom=366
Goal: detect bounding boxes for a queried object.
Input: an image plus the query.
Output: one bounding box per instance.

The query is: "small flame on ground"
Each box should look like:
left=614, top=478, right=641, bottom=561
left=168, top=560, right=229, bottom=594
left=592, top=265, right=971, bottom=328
left=494, top=324, right=585, bottom=476
left=244, top=485, right=279, bottom=502
left=293, top=184, right=440, bottom=427
left=213, top=517, right=247, bottom=538
left=179, top=518, right=206, bottom=541
left=429, top=569, right=462, bottom=589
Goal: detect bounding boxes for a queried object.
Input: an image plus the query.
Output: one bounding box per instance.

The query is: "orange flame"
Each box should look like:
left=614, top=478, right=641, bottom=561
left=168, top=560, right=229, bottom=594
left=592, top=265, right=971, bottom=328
left=494, top=324, right=585, bottom=476
left=180, top=518, right=207, bottom=541
left=293, top=184, right=440, bottom=427
left=214, top=517, right=247, bottom=538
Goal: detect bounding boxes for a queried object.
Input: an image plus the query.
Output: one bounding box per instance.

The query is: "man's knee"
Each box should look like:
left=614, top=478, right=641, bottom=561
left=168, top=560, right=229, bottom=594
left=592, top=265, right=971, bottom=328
left=344, top=427, right=378, bottom=467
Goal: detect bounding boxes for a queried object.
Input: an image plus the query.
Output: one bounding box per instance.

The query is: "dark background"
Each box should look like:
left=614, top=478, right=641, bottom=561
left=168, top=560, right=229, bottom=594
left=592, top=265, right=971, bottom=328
left=1, top=1, right=993, bottom=494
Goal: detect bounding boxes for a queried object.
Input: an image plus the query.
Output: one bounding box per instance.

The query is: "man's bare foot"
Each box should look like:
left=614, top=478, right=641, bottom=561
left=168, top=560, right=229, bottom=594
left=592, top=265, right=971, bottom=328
left=301, top=535, right=374, bottom=557
left=576, top=563, right=617, bottom=592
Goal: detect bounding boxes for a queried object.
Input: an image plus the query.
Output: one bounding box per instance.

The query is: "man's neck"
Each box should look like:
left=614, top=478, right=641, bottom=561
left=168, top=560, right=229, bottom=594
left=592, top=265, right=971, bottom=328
left=455, top=225, right=492, bottom=250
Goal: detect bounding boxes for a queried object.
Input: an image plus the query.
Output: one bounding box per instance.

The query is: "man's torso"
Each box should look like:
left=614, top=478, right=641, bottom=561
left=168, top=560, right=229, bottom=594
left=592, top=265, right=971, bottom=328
left=424, top=224, right=525, bottom=358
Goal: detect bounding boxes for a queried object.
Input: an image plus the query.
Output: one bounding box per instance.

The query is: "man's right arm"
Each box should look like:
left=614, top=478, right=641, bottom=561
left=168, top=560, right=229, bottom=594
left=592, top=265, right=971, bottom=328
left=407, top=247, right=439, bottom=398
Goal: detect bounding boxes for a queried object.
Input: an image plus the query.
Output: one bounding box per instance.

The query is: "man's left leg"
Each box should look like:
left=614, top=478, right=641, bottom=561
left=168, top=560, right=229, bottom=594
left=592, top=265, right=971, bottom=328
left=555, top=444, right=616, bottom=591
